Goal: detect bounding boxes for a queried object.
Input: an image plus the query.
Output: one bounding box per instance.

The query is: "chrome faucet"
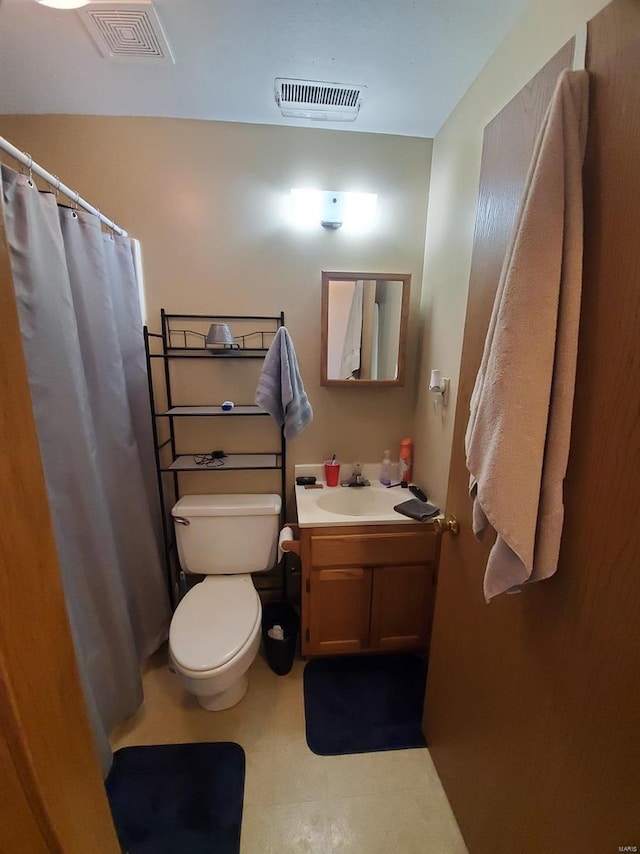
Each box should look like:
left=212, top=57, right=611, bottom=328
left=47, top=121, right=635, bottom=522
left=346, top=462, right=370, bottom=487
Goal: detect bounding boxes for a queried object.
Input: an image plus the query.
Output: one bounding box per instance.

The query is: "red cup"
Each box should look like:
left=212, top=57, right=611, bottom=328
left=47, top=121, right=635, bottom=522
left=324, top=460, right=341, bottom=487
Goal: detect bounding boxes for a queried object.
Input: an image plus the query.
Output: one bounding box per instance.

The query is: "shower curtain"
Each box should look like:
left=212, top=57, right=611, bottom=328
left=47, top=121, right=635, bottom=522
left=1, top=165, right=170, bottom=776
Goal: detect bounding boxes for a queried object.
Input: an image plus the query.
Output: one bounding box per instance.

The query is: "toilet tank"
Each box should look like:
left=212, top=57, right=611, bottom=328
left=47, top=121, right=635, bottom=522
left=172, top=494, right=281, bottom=575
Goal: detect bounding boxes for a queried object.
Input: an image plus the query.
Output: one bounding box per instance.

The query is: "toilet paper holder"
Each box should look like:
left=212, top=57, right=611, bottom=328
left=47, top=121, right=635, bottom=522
left=279, top=524, right=300, bottom=558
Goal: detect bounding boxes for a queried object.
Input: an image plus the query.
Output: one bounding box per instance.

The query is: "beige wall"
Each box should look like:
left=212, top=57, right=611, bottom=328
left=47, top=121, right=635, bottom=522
left=413, top=0, right=610, bottom=510
left=0, top=115, right=431, bottom=509
left=5, top=0, right=613, bottom=517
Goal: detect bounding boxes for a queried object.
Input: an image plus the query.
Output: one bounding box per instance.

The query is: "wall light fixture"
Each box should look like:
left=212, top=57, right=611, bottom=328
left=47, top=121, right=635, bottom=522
left=290, top=189, right=377, bottom=232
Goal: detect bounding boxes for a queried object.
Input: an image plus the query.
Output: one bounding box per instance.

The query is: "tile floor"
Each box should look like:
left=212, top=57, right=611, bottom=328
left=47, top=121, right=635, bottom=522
left=111, top=646, right=468, bottom=854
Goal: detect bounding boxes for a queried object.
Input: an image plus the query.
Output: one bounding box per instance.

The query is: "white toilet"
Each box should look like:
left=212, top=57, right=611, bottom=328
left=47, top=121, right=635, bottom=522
left=169, top=493, right=281, bottom=710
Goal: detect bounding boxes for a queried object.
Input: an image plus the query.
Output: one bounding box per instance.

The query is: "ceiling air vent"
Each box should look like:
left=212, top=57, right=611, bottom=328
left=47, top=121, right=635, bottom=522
left=78, top=1, right=174, bottom=64
left=275, top=79, right=366, bottom=122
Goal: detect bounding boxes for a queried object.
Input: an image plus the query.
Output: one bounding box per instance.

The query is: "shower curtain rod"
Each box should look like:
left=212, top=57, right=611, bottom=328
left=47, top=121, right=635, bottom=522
left=0, top=136, right=128, bottom=237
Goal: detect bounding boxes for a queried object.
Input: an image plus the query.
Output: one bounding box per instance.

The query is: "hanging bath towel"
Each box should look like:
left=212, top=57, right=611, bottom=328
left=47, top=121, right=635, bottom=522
left=256, top=326, right=313, bottom=439
left=339, top=280, right=364, bottom=379
left=465, top=69, right=589, bottom=602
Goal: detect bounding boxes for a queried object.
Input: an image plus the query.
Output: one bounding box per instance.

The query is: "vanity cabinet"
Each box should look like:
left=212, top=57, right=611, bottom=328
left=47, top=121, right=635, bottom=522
left=300, top=524, right=441, bottom=657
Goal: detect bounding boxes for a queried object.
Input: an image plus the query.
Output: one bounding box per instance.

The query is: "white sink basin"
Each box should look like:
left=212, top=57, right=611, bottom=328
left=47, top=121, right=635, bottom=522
left=294, top=464, right=422, bottom=527
left=294, top=464, right=442, bottom=528
left=316, top=488, right=400, bottom=517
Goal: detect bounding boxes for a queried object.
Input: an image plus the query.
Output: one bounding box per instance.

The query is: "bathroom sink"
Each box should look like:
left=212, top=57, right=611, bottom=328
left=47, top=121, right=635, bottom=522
left=316, top=489, right=399, bottom=517
left=293, top=464, right=428, bottom=528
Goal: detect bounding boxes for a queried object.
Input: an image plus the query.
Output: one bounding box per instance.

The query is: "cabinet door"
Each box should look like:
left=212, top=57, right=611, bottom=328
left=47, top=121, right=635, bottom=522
left=307, top=567, right=372, bottom=656
left=370, top=564, right=433, bottom=652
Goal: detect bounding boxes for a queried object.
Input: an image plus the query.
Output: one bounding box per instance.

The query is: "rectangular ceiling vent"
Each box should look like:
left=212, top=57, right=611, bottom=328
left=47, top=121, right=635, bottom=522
left=79, top=1, right=174, bottom=64
left=275, top=79, right=365, bottom=122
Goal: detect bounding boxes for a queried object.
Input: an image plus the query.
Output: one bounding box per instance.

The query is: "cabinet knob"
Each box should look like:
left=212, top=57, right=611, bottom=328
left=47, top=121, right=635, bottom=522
left=434, top=515, right=460, bottom=537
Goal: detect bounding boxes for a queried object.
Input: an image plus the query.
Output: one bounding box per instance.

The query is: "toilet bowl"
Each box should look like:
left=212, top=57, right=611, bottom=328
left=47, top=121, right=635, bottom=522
left=168, top=493, right=281, bottom=710
left=169, top=575, right=262, bottom=710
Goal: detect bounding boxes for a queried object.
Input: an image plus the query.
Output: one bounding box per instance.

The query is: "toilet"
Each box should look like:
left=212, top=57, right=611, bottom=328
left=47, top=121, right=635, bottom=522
left=169, top=493, right=281, bottom=710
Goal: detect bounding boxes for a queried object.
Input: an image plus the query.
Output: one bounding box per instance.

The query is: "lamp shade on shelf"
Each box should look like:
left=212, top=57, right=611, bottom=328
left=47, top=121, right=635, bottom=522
left=205, top=323, right=237, bottom=349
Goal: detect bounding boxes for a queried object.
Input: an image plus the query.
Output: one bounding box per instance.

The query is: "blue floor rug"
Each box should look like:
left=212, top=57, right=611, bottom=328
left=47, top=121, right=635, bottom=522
left=106, top=742, right=245, bottom=854
left=303, top=654, right=427, bottom=756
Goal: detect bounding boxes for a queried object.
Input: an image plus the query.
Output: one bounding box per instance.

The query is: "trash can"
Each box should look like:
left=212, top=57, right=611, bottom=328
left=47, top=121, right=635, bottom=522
left=261, top=602, right=300, bottom=676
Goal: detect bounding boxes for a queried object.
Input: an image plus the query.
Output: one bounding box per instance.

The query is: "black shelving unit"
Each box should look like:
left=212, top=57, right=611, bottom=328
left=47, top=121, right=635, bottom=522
left=144, top=309, right=286, bottom=606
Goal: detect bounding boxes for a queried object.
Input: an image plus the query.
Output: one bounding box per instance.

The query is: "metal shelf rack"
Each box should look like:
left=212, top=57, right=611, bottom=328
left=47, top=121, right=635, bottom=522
left=144, top=309, right=286, bottom=605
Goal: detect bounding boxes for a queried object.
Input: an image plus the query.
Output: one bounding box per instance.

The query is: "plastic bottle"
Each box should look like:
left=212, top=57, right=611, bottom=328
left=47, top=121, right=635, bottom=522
left=399, top=438, right=413, bottom=484
left=379, top=449, right=392, bottom=486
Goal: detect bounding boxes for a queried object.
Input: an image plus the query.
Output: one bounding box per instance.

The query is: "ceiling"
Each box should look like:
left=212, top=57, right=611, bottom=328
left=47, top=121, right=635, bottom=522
left=0, top=0, right=527, bottom=138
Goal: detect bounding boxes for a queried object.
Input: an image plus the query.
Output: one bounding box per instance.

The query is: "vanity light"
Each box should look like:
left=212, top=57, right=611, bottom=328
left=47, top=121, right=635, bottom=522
left=290, top=189, right=377, bottom=232
left=320, top=192, right=346, bottom=230
left=36, top=0, right=90, bottom=8
left=290, top=189, right=323, bottom=228
left=342, top=192, right=378, bottom=231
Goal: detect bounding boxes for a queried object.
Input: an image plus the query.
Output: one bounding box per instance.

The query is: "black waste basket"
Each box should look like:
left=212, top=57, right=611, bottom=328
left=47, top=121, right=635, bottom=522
left=261, top=602, right=300, bottom=676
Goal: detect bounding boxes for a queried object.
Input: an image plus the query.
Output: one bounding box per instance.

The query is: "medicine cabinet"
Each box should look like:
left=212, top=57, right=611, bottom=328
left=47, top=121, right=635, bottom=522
left=321, top=271, right=411, bottom=387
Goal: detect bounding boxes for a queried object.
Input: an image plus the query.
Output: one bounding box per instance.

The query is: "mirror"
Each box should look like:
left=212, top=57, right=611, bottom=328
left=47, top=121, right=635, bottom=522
left=321, top=271, right=411, bottom=386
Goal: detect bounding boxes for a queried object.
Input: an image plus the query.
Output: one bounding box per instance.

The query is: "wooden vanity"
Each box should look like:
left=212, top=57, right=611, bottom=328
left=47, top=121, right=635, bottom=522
left=298, top=522, right=441, bottom=657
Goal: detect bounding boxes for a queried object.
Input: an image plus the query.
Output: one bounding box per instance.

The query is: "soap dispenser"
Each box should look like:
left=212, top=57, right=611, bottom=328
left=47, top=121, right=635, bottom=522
left=380, top=449, right=392, bottom=486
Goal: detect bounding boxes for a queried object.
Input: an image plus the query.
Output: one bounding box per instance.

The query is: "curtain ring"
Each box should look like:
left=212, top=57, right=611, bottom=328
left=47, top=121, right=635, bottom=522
left=97, top=210, right=114, bottom=239
left=71, top=192, right=80, bottom=218
left=51, top=175, right=61, bottom=198
left=25, top=153, right=34, bottom=188
left=97, top=208, right=113, bottom=238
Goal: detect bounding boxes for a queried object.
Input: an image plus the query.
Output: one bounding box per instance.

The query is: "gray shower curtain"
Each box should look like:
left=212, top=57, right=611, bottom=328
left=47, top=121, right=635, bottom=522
left=1, top=164, right=170, bottom=775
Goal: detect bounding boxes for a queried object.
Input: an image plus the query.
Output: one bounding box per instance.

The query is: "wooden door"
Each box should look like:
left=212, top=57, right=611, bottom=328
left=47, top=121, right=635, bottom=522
left=306, top=567, right=372, bottom=655
left=424, top=3, right=640, bottom=851
left=370, top=564, right=433, bottom=651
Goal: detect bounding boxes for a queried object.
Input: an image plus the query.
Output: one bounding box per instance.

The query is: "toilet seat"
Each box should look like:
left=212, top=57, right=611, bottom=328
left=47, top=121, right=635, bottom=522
left=169, top=575, right=261, bottom=674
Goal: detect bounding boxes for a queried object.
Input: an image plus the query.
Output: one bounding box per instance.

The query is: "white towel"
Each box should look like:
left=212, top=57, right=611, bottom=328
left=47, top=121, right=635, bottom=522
left=339, top=280, right=363, bottom=379
left=465, top=69, right=589, bottom=602
left=255, top=326, right=313, bottom=439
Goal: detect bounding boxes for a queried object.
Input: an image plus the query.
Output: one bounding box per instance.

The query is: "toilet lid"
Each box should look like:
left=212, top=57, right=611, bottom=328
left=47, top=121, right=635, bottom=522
left=170, top=576, right=260, bottom=672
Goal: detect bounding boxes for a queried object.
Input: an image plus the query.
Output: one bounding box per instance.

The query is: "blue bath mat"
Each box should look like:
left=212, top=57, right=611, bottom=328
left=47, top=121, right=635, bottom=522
left=303, top=654, right=427, bottom=755
left=106, top=742, right=245, bottom=854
